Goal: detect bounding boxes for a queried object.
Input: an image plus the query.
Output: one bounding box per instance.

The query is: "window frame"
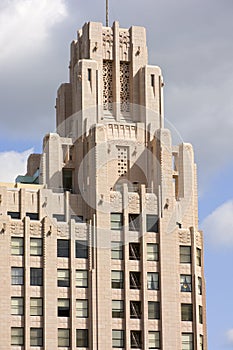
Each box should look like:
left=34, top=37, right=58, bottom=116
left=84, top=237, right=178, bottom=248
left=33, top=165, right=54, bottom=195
left=180, top=274, right=192, bottom=292
left=11, top=267, right=24, bottom=285
left=75, top=240, right=88, bottom=259
left=11, top=297, right=24, bottom=316
left=148, top=331, right=160, bottom=349
left=58, top=328, right=70, bottom=347
left=148, top=301, right=160, bottom=320
left=76, top=329, right=89, bottom=348
left=11, top=237, right=24, bottom=256
left=129, top=242, right=140, bottom=260
left=30, top=268, right=43, bottom=286
left=11, top=327, right=24, bottom=346
left=58, top=298, right=70, bottom=317
left=76, top=299, right=88, bottom=318
left=112, top=270, right=124, bottom=289
left=181, top=303, right=193, bottom=321
left=111, top=241, right=124, bottom=260
left=147, top=243, right=159, bottom=261
left=112, top=300, right=124, bottom=318
left=57, top=269, right=70, bottom=287
left=30, top=327, right=43, bottom=347
left=131, top=330, right=142, bottom=349
left=57, top=239, right=70, bottom=258
left=196, top=248, right=202, bottom=266
left=111, top=213, right=123, bottom=230
left=147, top=272, right=159, bottom=290
left=30, top=297, right=43, bottom=316
left=146, top=214, right=158, bottom=232
left=180, top=246, right=192, bottom=264
left=76, top=270, right=88, bottom=288
left=30, top=238, right=43, bottom=256
left=182, top=333, right=193, bottom=350
left=130, top=300, right=141, bottom=319
left=112, top=330, right=124, bottom=348
left=128, top=214, right=140, bottom=231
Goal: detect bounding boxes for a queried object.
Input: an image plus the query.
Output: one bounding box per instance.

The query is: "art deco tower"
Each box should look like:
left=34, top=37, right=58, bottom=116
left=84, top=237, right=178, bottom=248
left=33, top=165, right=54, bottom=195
left=0, top=22, right=207, bottom=350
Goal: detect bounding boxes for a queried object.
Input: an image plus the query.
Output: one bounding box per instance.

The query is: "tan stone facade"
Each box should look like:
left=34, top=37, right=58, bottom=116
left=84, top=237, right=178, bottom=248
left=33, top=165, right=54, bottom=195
left=0, top=22, right=207, bottom=349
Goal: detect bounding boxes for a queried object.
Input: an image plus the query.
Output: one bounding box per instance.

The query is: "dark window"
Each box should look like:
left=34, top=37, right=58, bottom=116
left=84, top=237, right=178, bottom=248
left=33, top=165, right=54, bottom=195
left=199, top=305, right=203, bottom=324
left=146, top=215, right=158, bottom=232
left=58, top=329, right=70, bottom=347
left=11, top=327, right=24, bottom=346
left=76, top=329, right=88, bottom=348
left=131, top=331, right=142, bottom=348
left=7, top=211, right=20, bottom=219
left=130, top=272, right=141, bottom=289
left=148, top=301, right=160, bottom=319
left=30, top=268, right=43, bottom=286
left=88, top=69, right=92, bottom=82
left=26, top=212, right=39, bottom=220
left=130, top=301, right=141, bottom=319
left=112, top=271, right=124, bottom=289
left=129, top=243, right=140, bottom=260
left=180, top=246, right=192, bottom=263
left=129, top=214, right=140, bottom=231
left=181, top=304, right=193, bottom=321
left=75, top=240, right=88, bottom=259
left=151, top=74, right=155, bottom=87
left=57, top=239, right=69, bottom=258
left=57, top=269, right=70, bottom=287
left=112, top=300, right=124, bottom=318
left=11, top=267, right=24, bottom=285
left=63, top=169, right=73, bottom=192
left=53, top=214, right=66, bottom=222
left=71, top=215, right=84, bottom=223
left=58, top=299, right=70, bottom=317
left=30, top=328, right=43, bottom=347
left=180, top=275, right=192, bottom=292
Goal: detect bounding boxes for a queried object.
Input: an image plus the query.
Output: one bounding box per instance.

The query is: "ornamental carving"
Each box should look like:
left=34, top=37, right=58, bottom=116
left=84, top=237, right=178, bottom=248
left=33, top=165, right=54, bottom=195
left=30, top=223, right=42, bottom=236
left=179, top=230, right=191, bottom=244
left=145, top=194, right=157, bottom=212
left=10, top=223, right=24, bottom=235
left=110, top=192, right=122, bottom=209
left=120, top=62, right=130, bottom=113
left=128, top=193, right=140, bottom=213
left=103, top=60, right=113, bottom=112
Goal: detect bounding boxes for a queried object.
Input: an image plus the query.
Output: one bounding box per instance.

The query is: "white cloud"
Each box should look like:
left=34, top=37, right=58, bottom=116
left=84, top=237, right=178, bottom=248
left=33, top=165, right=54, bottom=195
left=0, top=149, right=33, bottom=183
left=0, top=0, right=67, bottom=63
left=226, top=329, right=233, bottom=345
left=201, top=200, right=233, bottom=246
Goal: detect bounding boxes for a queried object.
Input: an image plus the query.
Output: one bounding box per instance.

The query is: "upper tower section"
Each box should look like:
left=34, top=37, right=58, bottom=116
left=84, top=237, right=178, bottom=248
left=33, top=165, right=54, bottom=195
left=56, top=21, right=164, bottom=138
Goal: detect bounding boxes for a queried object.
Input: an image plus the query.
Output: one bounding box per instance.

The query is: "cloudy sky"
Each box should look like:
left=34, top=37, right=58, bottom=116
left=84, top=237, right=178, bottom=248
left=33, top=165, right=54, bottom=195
left=0, top=0, right=233, bottom=348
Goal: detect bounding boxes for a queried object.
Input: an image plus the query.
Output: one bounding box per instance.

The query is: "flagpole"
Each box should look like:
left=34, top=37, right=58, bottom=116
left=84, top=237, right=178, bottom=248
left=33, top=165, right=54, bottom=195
left=106, top=0, right=109, bottom=26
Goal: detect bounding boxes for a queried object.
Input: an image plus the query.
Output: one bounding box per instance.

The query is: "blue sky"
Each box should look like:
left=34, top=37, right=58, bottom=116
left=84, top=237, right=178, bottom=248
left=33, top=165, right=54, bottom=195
left=0, top=1, right=233, bottom=348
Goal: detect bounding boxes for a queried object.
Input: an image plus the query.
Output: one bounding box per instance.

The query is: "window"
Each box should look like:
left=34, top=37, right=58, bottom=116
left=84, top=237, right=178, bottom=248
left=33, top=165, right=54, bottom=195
left=111, top=242, right=123, bottom=260
left=200, top=335, right=204, bottom=350
left=111, top=213, right=123, bottom=230
left=112, top=270, right=124, bottom=289
left=129, top=214, right=140, bottom=231
left=53, top=214, right=65, bottom=222
left=131, top=330, right=142, bottom=348
left=112, top=330, right=124, bottom=348
left=63, top=169, right=73, bottom=191
left=76, top=329, right=88, bottom=347
left=11, top=327, right=24, bottom=346
left=147, top=272, right=159, bottom=290
left=71, top=215, right=84, bottom=223
left=11, top=297, right=24, bottom=315
left=8, top=211, right=20, bottom=219
left=11, top=237, right=24, bottom=255
left=182, top=333, right=193, bottom=350
left=58, top=329, right=70, bottom=347
left=181, top=304, right=193, bottom=321
left=75, top=240, right=88, bottom=258
left=30, top=328, right=43, bottom=347
left=148, top=331, right=160, bottom=349
left=180, top=275, right=192, bottom=292
left=11, top=267, right=24, bottom=285
left=76, top=300, right=88, bottom=318
left=196, top=248, right=201, bottom=266
left=76, top=270, right=88, bottom=288
left=26, top=212, right=39, bottom=220
left=30, top=238, right=42, bottom=256
left=129, top=243, right=140, bottom=260
left=30, top=268, right=43, bottom=286
left=146, top=215, right=158, bottom=232
left=130, top=301, right=141, bottom=319
left=112, top=300, right=124, bottom=318
left=148, top=301, right=160, bottom=319
left=198, top=277, right=202, bottom=295
left=30, top=298, right=43, bottom=316
left=147, top=243, right=159, bottom=261
left=151, top=74, right=155, bottom=87
left=130, top=272, right=141, bottom=289
left=57, top=239, right=69, bottom=257
left=57, top=269, right=70, bottom=287
left=88, top=68, right=92, bottom=82
left=180, top=246, right=192, bottom=263
left=58, top=299, right=70, bottom=317
left=199, top=305, right=203, bottom=324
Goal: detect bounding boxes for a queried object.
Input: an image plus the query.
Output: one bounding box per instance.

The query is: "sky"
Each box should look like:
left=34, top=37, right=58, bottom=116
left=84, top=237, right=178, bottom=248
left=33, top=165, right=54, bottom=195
left=0, top=0, right=233, bottom=348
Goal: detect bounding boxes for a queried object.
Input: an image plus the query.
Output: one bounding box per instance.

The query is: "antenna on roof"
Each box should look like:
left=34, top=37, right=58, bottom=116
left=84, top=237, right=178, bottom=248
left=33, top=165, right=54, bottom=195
left=106, top=0, right=109, bottom=26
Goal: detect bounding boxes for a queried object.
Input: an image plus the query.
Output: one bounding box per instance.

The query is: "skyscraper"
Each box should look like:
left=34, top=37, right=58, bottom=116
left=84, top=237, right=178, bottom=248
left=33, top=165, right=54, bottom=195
left=0, top=21, right=207, bottom=349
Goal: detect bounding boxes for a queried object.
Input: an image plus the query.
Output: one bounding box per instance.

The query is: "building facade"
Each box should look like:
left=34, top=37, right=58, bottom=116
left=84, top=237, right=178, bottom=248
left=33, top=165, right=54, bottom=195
left=0, top=22, right=207, bottom=349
